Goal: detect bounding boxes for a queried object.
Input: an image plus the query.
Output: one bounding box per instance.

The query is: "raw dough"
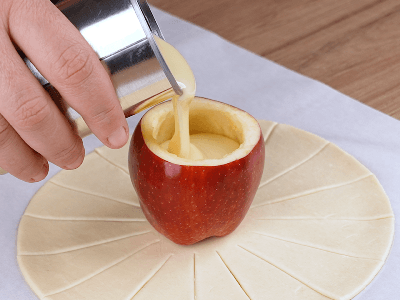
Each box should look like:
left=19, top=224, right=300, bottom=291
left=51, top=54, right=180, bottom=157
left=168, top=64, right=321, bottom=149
left=17, top=121, right=394, bottom=300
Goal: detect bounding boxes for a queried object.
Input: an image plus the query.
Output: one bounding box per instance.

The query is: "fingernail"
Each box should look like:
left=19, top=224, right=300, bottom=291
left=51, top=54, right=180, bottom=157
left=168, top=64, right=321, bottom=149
left=65, top=153, right=84, bottom=170
left=31, top=162, right=49, bottom=182
left=107, top=126, right=128, bottom=148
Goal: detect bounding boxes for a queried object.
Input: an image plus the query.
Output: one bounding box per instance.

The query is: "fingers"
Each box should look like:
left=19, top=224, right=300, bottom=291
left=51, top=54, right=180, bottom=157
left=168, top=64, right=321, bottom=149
left=0, top=0, right=129, bottom=182
left=0, top=114, right=49, bottom=182
left=9, top=0, right=129, bottom=149
left=0, top=28, right=85, bottom=180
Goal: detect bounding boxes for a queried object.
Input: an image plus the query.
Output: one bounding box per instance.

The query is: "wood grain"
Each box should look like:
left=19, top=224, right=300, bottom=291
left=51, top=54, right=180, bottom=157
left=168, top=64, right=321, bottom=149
left=149, top=0, right=400, bottom=120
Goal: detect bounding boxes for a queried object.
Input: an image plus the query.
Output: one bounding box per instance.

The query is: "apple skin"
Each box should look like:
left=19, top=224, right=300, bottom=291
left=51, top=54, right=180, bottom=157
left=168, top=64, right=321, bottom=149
left=129, top=110, right=265, bottom=245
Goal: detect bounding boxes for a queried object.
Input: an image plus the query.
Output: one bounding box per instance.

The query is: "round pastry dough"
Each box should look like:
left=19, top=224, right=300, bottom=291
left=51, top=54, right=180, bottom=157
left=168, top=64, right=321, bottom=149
left=17, top=121, right=394, bottom=300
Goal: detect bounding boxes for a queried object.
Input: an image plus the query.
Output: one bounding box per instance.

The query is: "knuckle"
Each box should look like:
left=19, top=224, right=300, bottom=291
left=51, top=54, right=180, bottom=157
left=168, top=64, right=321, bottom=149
left=0, top=114, right=12, bottom=148
left=87, top=104, right=118, bottom=127
left=12, top=91, right=51, bottom=131
left=0, top=115, right=46, bottom=181
left=52, top=138, right=82, bottom=166
left=54, top=44, right=94, bottom=86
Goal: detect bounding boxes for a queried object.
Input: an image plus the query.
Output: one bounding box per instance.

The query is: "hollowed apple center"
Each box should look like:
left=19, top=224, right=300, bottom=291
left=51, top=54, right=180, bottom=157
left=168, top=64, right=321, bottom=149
left=141, top=98, right=261, bottom=166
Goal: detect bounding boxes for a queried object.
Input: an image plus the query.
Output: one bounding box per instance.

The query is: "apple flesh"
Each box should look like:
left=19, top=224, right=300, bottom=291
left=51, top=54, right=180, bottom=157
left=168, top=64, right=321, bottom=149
left=129, top=97, right=265, bottom=245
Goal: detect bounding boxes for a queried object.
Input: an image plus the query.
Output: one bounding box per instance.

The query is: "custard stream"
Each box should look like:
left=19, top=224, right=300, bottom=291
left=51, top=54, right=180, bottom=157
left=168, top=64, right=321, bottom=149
left=155, top=36, right=239, bottom=160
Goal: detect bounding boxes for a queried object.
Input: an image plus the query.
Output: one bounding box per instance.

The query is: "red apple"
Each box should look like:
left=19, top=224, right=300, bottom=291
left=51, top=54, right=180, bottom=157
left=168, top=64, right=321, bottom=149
left=129, top=97, right=265, bottom=245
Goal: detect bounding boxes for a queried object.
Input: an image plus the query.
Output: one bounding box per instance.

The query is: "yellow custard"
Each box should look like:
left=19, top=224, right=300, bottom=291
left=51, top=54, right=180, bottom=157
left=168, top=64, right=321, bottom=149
left=160, top=133, right=240, bottom=160
left=154, top=36, right=239, bottom=160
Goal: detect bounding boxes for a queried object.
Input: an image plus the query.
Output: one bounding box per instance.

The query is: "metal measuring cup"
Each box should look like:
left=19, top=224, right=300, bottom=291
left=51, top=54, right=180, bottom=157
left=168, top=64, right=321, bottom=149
left=0, top=0, right=182, bottom=175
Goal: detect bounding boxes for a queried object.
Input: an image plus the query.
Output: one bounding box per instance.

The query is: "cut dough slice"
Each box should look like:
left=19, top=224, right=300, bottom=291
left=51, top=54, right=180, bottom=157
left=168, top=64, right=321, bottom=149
left=94, top=138, right=132, bottom=174
left=44, top=242, right=172, bottom=300
left=18, top=216, right=152, bottom=255
left=51, top=152, right=139, bottom=207
left=24, top=182, right=145, bottom=221
left=18, top=233, right=159, bottom=298
left=249, top=218, right=393, bottom=259
left=251, top=175, right=393, bottom=220
left=258, top=121, right=329, bottom=185
left=194, top=250, right=252, bottom=300
left=217, top=246, right=331, bottom=300
left=238, top=234, right=383, bottom=300
left=252, top=142, right=372, bottom=207
left=17, top=121, right=394, bottom=300
left=131, top=253, right=195, bottom=300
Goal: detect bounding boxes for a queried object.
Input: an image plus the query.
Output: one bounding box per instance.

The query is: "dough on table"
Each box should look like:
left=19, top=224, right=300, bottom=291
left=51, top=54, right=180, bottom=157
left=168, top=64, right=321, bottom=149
left=17, top=120, right=394, bottom=300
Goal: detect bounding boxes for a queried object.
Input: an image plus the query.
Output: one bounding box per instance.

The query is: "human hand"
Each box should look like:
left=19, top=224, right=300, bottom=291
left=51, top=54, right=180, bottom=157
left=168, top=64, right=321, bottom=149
left=0, top=0, right=129, bottom=182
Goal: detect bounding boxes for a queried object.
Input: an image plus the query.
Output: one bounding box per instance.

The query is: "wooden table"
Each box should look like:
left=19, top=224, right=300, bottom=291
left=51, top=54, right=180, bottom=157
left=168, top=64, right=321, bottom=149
left=150, top=0, right=400, bottom=120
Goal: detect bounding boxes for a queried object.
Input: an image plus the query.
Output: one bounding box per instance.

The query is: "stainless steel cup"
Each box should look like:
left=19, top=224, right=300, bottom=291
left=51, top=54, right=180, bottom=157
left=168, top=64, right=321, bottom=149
left=23, top=0, right=182, bottom=137
left=0, top=0, right=182, bottom=175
